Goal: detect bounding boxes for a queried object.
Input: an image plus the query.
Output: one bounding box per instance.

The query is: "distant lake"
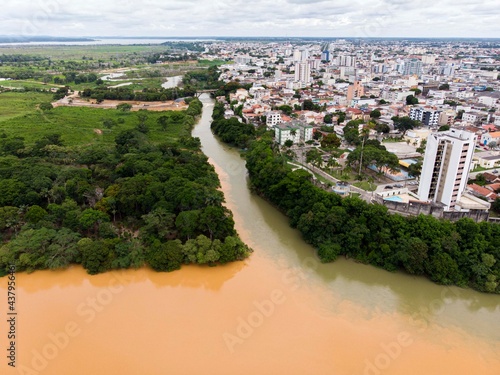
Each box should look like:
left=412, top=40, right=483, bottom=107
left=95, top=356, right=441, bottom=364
left=0, top=38, right=216, bottom=47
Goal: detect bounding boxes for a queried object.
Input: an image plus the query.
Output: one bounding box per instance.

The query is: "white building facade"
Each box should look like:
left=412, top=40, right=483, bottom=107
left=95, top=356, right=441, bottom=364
left=418, top=129, right=476, bottom=210
left=266, top=111, right=282, bottom=128
left=274, top=121, right=313, bottom=145
left=410, top=107, right=441, bottom=127
left=294, top=62, right=311, bottom=84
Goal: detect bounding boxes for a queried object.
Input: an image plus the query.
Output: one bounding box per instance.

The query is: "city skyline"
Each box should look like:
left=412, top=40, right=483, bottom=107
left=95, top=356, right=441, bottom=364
left=1, top=0, right=499, bottom=39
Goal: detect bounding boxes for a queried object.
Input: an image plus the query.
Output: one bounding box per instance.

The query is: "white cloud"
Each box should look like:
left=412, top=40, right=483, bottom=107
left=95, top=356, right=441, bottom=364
left=0, top=0, right=498, bottom=38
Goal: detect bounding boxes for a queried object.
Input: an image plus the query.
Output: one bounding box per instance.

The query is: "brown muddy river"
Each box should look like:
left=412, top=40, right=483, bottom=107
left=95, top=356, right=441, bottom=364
left=1, top=95, right=500, bottom=375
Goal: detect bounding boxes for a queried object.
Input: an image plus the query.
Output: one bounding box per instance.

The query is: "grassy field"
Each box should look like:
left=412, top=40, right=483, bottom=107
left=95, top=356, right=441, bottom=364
left=0, top=91, right=53, bottom=121
left=198, top=59, right=227, bottom=67
left=0, top=45, right=167, bottom=61
left=0, top=80, right=61, bottom=90
left=0, top=92, right=190, bottom=147
left=353, top=181, right=377, bottom=191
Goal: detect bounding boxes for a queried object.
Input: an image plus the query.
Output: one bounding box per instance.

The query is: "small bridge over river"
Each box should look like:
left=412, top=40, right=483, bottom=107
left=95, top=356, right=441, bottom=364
left=195, top=89, right=217, bottom=97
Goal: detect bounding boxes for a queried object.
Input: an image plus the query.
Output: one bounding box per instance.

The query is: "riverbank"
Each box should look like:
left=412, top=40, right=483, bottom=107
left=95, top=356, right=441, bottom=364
left=209, top=98, right=500, bottom=295
left=0, top=95, right=499, bottom=375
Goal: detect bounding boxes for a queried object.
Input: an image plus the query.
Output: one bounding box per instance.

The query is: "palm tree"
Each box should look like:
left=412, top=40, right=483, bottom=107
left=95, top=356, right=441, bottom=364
left=358, top=127, right=370, bottom=177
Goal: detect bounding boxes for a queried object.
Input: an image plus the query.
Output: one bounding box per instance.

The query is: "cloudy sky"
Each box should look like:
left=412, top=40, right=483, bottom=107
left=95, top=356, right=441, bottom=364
left=1, top=0, right=498, bottom=38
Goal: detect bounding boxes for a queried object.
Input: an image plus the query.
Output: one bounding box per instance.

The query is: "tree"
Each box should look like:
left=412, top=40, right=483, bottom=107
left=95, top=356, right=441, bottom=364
left=488, top=141, right=497, bottom=149
left=335, top=111, right=346, bottom=124
left=25, top=205, right=48, bottom=224
left=375, top=123, right=390, bottom=133
left=140, top=208, right=175, bottom=240
left=157, top=115, right=169, bottom=131
left=392, top=116, right=418, bottom=136
left=146, top=240, right=184, bottom=272
left=79, top=209, right=110, bottom=235
left=439, top=83, right=450, bottom=90
left=102, top=118, right=116, bottom=129
left=406, top=95, right=419, bottom=105
left=303, top=100, right=314, bottom=111
left=492, top=198, right=500, bottom=214
left=343, top=120, right=363, bottom=145
left=438, top=125, right=450, bottom=132
left=408, top=161, right=422, bottom=178
left=399, top=237, right=428, bottom=275
left=306, top=148, right=323, bottom=169
left=416, top=139, right=427, bottom=154
left=175, top=210, right=200, bottom=240
left=410, top=88, right=422, bottom=96
left=321, top=133, right=341, bottom=149
left=137, top=111, right=148, bottom=125
left=39, top=102, right=53, bottom=111
left=324, top=114, right=333, bottom=124
left=370, top=109, right=381, bottom=119
left=278, top=105, right=293, bottom=116
left=95, top=94, right=105, bottom=104
left=284, top=139, right=294, bottom=148
left=116, top=103, right=132, bottom=112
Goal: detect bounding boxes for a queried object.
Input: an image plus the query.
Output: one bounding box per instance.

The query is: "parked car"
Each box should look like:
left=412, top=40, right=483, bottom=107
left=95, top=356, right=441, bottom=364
left=384, top=185, right=393, bottom=189
left=493, top=170, right=499, bottom=174
left=394, top=184, right=403, bottom=188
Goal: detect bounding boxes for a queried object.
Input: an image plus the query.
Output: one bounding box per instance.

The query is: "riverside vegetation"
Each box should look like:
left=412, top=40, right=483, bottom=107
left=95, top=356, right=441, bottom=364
left=0, top=96, right=251, bottom=276
left=210, top=97, right=500, bottom=294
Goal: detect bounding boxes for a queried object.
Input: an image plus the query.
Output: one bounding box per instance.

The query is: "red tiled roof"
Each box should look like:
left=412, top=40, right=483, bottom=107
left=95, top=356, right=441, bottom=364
left=487, top=183, right=500, bottom=191
left=468, top=184, right=498, bottom=199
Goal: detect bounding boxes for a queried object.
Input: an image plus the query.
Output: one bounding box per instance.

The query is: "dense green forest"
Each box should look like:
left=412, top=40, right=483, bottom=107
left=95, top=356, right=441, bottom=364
left=80, top=86, right=197, bottom=102
left=245, top=138, right=500, bottom=293
left=0, top=98, right=251, bottom=276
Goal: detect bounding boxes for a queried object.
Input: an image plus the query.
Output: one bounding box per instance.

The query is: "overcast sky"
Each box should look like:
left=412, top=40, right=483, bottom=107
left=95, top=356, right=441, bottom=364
left=1, top=0, right=498, bottom=38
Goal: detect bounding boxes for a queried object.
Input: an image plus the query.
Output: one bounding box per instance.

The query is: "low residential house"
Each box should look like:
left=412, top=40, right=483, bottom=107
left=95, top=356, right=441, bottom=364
left=467, top=183, right=498, bottom=202
left=480, top=131, right=500, bottom=146
left=487, top=182, right=500, bottom=193
left=216, top=96, right=227, bottom=104
left=346, top=108, right=363, bottom=121
left=404, top=128, right=431, bottom=147
left=473, top=151, right=500, bottom=169
left=482, top=172, right=500, bottom=184
left=462, top=112, right=479, bottom=124
left=438, top=110, right=456, bottom=126
left=482, top=124, right=498, bottom=133
left=229, top=88, right=250, bottom=102
left=224, top=109, right=235, bottom=119
left=243, top=113, right=261, bottom=124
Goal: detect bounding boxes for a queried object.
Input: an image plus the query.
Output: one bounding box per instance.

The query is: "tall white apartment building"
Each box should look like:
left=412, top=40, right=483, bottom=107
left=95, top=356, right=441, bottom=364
left=300, top=49, right=309, bottom=62
left=418, top=129, right=476, bottom=210
left=293, top=49, right=302, bottom=62
left=338, top=55, right=356, bottom=67
left=294, top=62, right=311, bottom=84
left=400, top=58, right=423, bottom=76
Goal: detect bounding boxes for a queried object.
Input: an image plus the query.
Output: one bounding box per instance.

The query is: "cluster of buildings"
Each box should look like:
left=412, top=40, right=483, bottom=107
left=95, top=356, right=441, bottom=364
left=203, top=39, right=500, bottom=220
